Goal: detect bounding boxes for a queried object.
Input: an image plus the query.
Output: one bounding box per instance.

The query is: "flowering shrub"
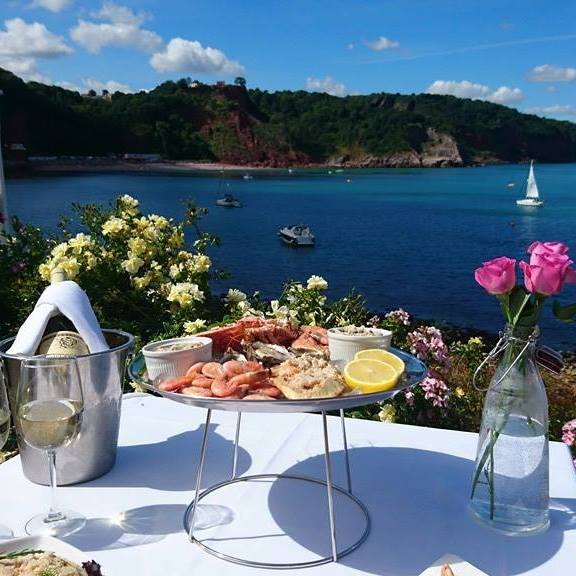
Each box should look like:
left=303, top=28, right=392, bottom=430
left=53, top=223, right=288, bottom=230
left=2, top=195, right=219, bottom=342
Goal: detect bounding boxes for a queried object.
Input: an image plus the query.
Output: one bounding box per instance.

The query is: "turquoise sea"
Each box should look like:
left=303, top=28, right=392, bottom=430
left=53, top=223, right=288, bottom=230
left=6, top=164, right=576, bottom=349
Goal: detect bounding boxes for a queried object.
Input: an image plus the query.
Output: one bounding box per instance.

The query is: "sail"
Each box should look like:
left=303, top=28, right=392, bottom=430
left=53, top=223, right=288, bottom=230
left=526, top=162, right=540, bottom=200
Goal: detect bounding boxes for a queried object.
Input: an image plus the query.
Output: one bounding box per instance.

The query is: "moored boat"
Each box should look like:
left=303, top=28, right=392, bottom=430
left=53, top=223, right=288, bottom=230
left=216, top=194, right=241, bottom=208
left=278, top=225, right=315, bottom=247
left=517, top=161, right=544, bottom=207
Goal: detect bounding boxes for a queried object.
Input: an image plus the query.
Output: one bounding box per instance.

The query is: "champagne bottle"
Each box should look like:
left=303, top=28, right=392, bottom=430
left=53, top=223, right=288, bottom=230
left=36, top=268, right=90, bottom=356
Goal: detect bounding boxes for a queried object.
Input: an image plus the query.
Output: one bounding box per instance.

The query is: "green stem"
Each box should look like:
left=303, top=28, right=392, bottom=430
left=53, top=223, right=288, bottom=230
left=489, top=431, right=495, bottom=519
left=470, top=428, right=501, bottom=500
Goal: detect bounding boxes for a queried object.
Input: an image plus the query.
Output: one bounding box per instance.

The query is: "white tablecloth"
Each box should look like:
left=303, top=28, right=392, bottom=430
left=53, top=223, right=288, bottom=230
left=1, top=395, right=575, bottom=575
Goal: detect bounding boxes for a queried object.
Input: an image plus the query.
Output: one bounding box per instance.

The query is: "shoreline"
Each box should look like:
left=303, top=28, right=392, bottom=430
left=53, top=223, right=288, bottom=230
left=5, top=158, right=546, bottom=177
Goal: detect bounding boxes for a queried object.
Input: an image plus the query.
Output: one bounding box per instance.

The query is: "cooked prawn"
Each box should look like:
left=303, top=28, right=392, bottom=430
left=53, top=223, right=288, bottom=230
left=158, top=375, right=194, bottom=392
left=190, top=375, right=214, bottom=389
left=244, top=394, right=277, bottom=400
left=211, top=377, right=239, bottom=398
left=185, top=362, right=206, bottom=377
left=181, top=386, right=214, bottom=397
left=251, top=384, right=282, bottom=398
left=227, top=369, right=269, bottom=388
left=202, top=362, right=225, bottom=379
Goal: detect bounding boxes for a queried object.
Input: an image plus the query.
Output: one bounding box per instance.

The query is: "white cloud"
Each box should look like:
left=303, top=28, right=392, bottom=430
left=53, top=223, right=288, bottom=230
left=0, top=18, right=72, bottom=58
left=528, top=64, right=576, bottom=82
left=150, top=38, right=244, bottom=75
left=366, top=36, right=400, bottom=51
left=546, top=85, right=557, bottom=93
left=305, top=76, right=348, bottom=97
left=489, top=86, right=524, bottom=104
left=426, top=80, right=523, bottom=104
left=82, top=78, right=131, bottom=93
left=525, top=105, right=576, bottom=116
left=70, top=2, right=162, bottom=54
left=30, top=0, right=73, bottom=12
left=0, top=18, right=71, bottom=81
left=55, top=80, right=81, bottom=92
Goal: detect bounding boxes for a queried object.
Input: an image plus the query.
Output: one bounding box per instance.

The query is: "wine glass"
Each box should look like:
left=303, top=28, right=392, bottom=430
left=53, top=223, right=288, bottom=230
left=0, top=375, right=13, bottom=539
left=17, top=356, right=86, bottom=537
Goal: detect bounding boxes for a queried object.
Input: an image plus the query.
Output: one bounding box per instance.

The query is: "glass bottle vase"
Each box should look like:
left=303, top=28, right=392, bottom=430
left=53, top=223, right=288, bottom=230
left=469, top=324, right=549, bottom=536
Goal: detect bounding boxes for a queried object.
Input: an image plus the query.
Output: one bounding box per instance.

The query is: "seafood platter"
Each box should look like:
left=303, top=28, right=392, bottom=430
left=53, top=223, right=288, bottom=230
left=129, top=317, right=426, bottom=413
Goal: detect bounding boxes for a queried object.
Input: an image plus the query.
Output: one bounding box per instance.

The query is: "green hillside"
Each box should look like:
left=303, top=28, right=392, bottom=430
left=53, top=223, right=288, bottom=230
left=1, top=68, right=575, bottom=167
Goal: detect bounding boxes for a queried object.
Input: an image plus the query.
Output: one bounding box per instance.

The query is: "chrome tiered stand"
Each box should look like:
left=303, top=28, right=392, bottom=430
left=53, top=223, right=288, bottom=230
left=129, top=348, right=426, bottom=569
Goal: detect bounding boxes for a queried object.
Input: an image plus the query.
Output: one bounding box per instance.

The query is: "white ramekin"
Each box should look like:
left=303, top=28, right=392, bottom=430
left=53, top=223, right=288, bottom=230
left=142, top=337, right=213, bottom=380
left=327, top=328, right=393, bottom=363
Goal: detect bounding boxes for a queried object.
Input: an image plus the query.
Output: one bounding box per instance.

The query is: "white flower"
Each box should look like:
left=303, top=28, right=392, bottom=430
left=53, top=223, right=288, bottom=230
left=307, top=275, right=328, bottom=291
left=119, top=195, right=139, bottom=217
left=133, top=275, right=152, bottom=290
left=148, top=214, right=170, bottom=229
left=68, top=233, right=92, bottom=254
left=378, top=404, right=396, bottom=423
left=169, top=264, right=182, bottom=279
left=269, top=300, right=298, bottom=322
left=183, top=319, right=207, bottom=334
left=191, top=254, right=211, bottom=274
left=102, top=216, right=127, bottom=236
left=167, top=282, right=204, bottom=307
left=121, top=253, right=145, bottom=275
left=60, top=257, right=80, bottom=280
left=127, top=237, right=148, bottom=256
left=120, top=194, right=139, bottom=208
left=51, top=242, right=69, bottom=258
left=226, top=288, right=247, bottom=306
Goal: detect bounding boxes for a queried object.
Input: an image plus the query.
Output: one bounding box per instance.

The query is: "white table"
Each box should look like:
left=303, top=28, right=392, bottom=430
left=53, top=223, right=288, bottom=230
left=1, top=395, right=575, bottom=575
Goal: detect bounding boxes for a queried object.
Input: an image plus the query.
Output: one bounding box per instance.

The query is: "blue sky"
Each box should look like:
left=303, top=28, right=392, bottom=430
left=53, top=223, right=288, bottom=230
left=0, top=0, right=575, bottom=120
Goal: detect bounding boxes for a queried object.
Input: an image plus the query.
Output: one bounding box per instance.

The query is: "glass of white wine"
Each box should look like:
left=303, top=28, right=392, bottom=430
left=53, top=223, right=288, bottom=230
left=0, top=376, right=13, bottom=539
left=17, top=356, right=86, bottom=537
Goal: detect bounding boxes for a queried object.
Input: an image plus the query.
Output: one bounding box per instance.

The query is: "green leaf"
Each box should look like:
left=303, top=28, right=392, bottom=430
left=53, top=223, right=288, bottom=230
left=508, top=286, right=532, bottom=325
left=553, top=300, right=576, bottom=322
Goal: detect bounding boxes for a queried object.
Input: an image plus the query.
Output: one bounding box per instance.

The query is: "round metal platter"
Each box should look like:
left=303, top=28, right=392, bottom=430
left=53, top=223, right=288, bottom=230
left=127, top=348, right=426, bottom=414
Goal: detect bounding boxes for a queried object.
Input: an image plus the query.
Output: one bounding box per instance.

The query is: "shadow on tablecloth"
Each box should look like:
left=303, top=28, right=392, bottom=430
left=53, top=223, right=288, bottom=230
left=266, top=447, right=573, bottom=576
left=74, top=423, right=251, bottom=491
left=64, top=503, right=235, bottom=552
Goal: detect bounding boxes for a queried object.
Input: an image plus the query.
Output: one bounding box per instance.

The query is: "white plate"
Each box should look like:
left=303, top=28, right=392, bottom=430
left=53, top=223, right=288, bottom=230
left=0, top=535, right=90, bottom=568
left=418, top=554, right=488, bottom=576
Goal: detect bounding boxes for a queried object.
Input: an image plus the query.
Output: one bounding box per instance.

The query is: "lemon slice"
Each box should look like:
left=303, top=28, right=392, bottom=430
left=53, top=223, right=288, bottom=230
left=354, top=349, right=405, bottom=375
left=343, top=359, right=399, bottom=393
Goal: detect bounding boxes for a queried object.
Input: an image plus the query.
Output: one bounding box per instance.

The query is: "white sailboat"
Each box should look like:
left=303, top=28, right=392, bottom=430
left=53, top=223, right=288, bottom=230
left=516, top=161, right=544, bottom=207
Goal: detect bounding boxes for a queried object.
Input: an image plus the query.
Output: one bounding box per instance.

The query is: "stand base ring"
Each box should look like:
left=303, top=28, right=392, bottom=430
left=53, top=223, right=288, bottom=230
left=183, top=473, right=371, bottom=570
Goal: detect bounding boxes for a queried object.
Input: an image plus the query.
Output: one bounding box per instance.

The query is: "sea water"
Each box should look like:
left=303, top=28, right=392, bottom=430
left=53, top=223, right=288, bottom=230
left=7, top=164, right=576, bottom=347
left=469, top=415, right=549, bottom=535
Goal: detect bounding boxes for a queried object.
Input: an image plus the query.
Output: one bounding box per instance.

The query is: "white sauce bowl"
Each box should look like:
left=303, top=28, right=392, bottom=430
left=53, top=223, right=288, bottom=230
left=142, top=336, right=212, bottom=380
left=327, top=328, right=392, bottom=363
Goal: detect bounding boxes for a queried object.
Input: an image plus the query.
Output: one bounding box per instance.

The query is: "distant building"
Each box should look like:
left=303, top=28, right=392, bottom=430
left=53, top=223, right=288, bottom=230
left=123, top=153, right=161, bottom=162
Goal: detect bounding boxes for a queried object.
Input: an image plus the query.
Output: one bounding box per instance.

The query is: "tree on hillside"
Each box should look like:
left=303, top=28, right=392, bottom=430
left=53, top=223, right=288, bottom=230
left=234, top=77, right=247, bottom=88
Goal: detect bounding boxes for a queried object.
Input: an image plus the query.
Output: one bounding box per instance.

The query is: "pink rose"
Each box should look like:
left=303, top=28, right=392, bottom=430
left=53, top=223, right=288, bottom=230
left=520, top=252, right=574, bottom=295
left=528, top=241, right=569, bottom=259
left=474, top=257, right=517, bottom=295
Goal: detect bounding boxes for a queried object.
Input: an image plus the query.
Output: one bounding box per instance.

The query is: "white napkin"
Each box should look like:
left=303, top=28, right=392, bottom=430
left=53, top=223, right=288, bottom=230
left=418, top=554, right=488, bottom=576
left=7, top=280, right=109, bottom=355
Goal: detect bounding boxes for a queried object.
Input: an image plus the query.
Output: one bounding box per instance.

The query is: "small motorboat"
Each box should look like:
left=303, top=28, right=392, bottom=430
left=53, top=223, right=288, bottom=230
left=243, top=174, right=254, bottom=180
left=278, top=224, right=315, bottom=247
left=216, top=194, right=241, bottom=208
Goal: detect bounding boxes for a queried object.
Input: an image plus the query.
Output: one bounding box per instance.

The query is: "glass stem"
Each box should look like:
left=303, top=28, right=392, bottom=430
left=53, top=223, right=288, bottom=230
left=45, top=450, right=64, bottom=523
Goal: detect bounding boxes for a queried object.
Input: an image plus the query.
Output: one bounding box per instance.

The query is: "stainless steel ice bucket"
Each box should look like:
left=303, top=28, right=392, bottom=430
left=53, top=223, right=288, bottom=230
left=0, top=330, right=134, bottom=485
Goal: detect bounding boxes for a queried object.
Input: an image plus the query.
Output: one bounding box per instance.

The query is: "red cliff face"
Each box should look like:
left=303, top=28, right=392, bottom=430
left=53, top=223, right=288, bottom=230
left=198, top=86, right=311, bottom=167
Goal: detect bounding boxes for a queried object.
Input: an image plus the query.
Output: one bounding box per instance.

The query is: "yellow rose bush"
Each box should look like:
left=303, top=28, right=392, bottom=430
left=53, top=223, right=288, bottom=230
left=36, top=195, right=218, bottom=341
